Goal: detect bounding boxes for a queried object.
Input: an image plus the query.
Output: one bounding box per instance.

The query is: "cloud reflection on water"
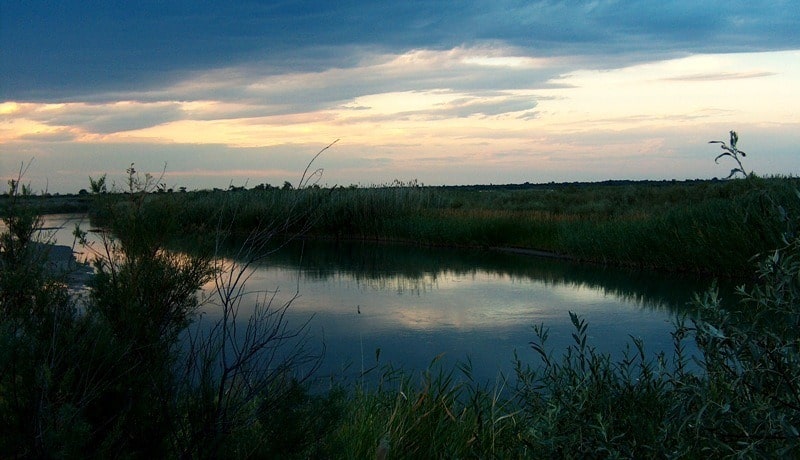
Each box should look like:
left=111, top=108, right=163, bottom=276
left=200, top=240, right=709, bottom=382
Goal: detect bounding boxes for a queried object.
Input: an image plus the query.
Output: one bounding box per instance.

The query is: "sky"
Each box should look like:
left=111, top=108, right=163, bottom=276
left=2, top=1, right=799, bottom=194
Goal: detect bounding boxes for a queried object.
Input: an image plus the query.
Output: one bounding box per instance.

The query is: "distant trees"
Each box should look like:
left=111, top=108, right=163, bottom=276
left=252, top=183, right=273, bottom=191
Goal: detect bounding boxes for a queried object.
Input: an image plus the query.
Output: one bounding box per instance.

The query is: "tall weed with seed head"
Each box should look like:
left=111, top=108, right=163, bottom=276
left=710, top=130, right=749, bottom=179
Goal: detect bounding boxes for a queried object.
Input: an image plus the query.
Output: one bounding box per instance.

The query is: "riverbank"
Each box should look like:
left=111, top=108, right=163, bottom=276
left=4, top=172, right=799, bottom=457
left=0, top=194, right=91, bottom=217
left=86, top=176, right=798, bottom=278
left=11, top=175, right=798, bottom=277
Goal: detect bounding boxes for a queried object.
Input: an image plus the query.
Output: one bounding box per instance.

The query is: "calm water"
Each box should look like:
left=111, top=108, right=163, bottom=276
left=26, top=214, right=716, bottom=384
left=7, top=213, right=97, bottom=263
left=201, top=239, right=714, bottom=384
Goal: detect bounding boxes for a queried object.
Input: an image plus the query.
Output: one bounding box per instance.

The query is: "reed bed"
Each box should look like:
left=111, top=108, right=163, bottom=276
left=121, top=176, right=800, bottom=277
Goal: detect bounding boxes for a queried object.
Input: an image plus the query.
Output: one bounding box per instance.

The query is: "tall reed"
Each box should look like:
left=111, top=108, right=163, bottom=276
left=135, top=176, right=799, bottom=277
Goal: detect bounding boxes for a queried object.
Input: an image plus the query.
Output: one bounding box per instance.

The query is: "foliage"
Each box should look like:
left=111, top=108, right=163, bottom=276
left=327, top=359, right=522, bottom=459
left=143, top=175, right=799, bottom=277
left=513, top=313, right=677, bottom=457
left=0, top=171, right=110, bottom=456
left=710, top=130, right=749, bottom=178
left=73, top=166, right=214, bottom=455
left=678, top=226, right=800, bottom=455
left=2, top=133, right=799, bottom=457
left=0, top=160, right=325, bottom=457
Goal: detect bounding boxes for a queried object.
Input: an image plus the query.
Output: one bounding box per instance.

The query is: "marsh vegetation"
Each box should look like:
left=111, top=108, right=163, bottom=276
left=84, top=174, right=800, bottom=278
left=2, top=134, right=799, bottom=457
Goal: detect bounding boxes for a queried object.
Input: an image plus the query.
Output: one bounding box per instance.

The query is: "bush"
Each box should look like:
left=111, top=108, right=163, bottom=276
left=0, top=165, right=323, bottom=457
left=0, top=176, right=107, bottom=456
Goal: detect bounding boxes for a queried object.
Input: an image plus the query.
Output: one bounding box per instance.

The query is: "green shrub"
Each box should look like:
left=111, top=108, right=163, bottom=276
left=513, top=313, right=677, bottom=457
left=1, top=165, right=324, bottom=457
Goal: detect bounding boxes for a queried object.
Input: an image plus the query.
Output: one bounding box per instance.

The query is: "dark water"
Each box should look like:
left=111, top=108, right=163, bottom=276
left=28, top=215, right=721, bottom=385
left=10, top=213, right=95, bottom=262
left=200, top=239, right=719, bottom=385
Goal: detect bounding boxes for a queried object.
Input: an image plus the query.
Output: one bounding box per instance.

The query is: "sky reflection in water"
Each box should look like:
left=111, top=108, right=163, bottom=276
left=200, top=240, right=713, bottom=384
left=23, top=215, right=713, bottom=384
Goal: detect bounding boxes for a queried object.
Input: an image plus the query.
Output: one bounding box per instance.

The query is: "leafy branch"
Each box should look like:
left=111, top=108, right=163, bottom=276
left=710, top=130, right=749, bottom=179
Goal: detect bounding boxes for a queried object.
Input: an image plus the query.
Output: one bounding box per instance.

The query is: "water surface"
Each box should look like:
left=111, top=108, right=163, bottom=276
left=203, top=239, right=713, bottom=384
left=21, top=215, right=716, bottom=384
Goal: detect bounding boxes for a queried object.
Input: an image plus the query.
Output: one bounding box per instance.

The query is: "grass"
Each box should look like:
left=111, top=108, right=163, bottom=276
left=323, top=359, right=524, bottom=459
left=3, top=184, right=800, bottom=457
left=0, top=193, right=91, bottom=216
left=85, top=175, right=800, bottom=278
left=3, top=134, right=799, bottom=457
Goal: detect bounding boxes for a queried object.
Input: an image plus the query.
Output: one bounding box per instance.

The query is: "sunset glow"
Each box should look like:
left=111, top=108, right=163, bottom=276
left=2, top=3, right=798, bottom=192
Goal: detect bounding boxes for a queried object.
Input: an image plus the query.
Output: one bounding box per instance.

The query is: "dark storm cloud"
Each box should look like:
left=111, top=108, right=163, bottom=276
left=2, top=0, right=798, bottom=101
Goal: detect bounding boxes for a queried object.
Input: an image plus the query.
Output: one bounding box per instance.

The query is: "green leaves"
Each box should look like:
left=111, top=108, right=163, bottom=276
left=710, top=130, right=749, bottom=179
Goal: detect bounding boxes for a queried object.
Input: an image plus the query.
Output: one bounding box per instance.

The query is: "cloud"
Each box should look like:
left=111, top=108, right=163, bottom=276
left=324, top=89, right=541, bottom=124
left=49, top=102, right=185, bottom=134
left=5, top=116, right=799, bottom=194
left=434, top=95, right=538, bottom=118
left=1, top=101, right=186, bottom=139
left=2, top=0, right=799, bottom=196
left=1, top=46, right=562, bottom=141
left=18, top=130, right=78, bottom=143
left=174, top=46, right=562, bottom=117
left=663, top=71, right=777, bottom=82
left=3, top=1, right=798, bottom=100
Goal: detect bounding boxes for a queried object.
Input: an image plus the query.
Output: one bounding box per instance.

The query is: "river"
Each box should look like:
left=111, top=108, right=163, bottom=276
left=25, top=214, right=717, bottom=385
left=200, top=238, right=714, bottom=385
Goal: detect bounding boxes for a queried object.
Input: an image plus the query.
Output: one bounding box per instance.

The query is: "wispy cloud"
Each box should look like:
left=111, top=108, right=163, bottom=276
left=1, top=46, right=562, bottom=144
left=663, top=71, right=777, bottom=82
left=18, top=130, right=78, bottom=143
